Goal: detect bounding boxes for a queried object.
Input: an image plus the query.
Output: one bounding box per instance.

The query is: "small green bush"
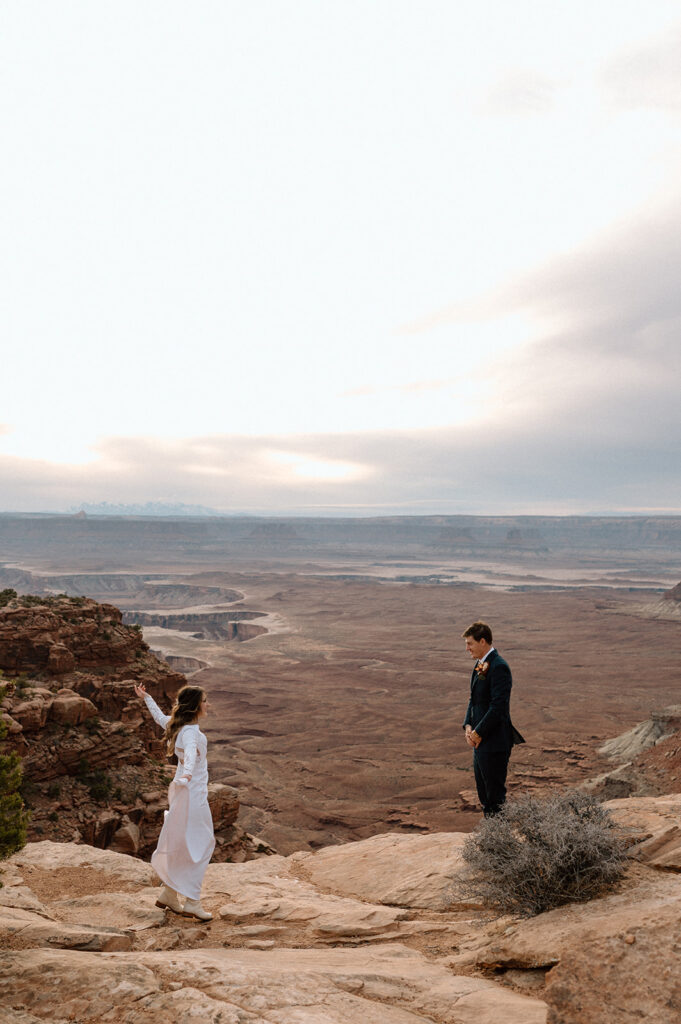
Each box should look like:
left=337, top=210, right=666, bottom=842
left=77, top=759, right=112, bottom=802
left=0, top=686, right=30, bottom=859
left=87, top=771, right=112, bottom=801
left=18, top=774, right=37, bottom=805
left=0, top=589, right=17, bottom=607
left=459, top=791, right=627, bottom=917
left=13, top=677, right=28, bottom=696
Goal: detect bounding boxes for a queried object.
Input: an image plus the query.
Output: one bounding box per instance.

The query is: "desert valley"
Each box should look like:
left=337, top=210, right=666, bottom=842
left=1, top=512, right=681, bottom=1023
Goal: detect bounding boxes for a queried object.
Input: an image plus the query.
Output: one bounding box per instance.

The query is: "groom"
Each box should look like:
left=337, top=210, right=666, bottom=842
left=462, top=621, right=524, bottom=816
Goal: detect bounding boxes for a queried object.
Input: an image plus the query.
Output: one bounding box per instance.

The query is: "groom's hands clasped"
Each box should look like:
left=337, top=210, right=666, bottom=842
left=465, top=725, right=481, bottom=748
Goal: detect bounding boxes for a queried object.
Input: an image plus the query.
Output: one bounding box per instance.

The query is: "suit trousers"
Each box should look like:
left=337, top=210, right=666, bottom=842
left=473, top=746, right=511, bottom=816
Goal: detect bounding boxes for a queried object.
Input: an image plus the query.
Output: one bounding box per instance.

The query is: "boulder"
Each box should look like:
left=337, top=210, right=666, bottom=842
left=47, top=644, right=76, bottom=675
left=459, top=788, right=480, bottom=811
left=207, top=782, right=239, bottom=829
left=1, top=711, right=23, bottom=734
left=48, top=692, right=97, bottom=726
left=109, top=819, right=141, bottom=856
left=10, top=697, right=52, bottom=732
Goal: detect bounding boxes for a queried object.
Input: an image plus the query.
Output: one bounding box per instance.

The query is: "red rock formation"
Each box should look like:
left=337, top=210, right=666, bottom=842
left=663, top=580, right=681, bottom=601
left=0, top=594, right=266, bottom=863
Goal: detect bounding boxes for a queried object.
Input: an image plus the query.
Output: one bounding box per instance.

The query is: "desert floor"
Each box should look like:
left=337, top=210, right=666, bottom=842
left=137, top=569, right=679, bottom=853
left=7, top=550, right=680, bottom=853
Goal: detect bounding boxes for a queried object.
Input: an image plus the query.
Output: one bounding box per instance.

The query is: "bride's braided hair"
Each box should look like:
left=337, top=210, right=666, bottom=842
left=165, top=685, right=205, bottom=755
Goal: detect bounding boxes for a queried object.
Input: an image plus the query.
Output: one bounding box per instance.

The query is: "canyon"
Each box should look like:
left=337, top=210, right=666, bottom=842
left=1, top=513, right=680, bottom=1023
left=1, top=512, right=679, bottom=853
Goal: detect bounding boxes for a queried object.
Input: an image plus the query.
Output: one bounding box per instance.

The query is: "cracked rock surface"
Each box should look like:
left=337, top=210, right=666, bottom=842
left=2, top=798, right=681, bottom=1024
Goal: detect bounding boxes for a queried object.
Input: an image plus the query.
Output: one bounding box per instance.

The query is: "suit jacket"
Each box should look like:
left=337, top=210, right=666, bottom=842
left=463, top=649, right=525, bottom=753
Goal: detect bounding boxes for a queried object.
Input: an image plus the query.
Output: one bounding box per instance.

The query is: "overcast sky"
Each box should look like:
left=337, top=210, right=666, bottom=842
left=2, top=1, right=681, bottom=515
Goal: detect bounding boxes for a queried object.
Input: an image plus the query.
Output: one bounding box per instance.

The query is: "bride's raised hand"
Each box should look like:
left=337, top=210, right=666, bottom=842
left=134, top=684, right=147, bottom=698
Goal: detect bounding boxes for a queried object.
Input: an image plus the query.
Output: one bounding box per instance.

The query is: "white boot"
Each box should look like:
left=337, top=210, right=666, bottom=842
left=181, top=898, right=213, bottom=921
left=155, top=885, right=184, bottom=914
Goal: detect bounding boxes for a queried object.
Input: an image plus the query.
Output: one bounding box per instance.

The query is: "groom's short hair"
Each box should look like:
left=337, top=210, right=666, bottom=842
left=462, top=621, right=493, bottom=643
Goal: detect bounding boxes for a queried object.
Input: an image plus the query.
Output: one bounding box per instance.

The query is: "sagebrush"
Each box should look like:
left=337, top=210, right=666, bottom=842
left=459, top=791, right=627, bottom=916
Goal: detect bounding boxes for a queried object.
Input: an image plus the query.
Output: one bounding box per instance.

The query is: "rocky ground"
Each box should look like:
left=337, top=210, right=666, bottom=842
left=1, top=794, right=681, bottom=1023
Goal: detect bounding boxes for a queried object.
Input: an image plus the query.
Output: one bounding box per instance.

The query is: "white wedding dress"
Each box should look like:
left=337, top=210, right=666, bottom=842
left=144, top=694, right=215, bottom=900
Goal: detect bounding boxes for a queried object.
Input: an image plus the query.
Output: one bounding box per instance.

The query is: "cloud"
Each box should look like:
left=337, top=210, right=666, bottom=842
left=1, top=393, right=679, bottom=516
left=601, top=29, right=681, bottom=112
left=480, top=69, right=561, bottom=117
left=265, top=450, right=370, bottom=482
left=2, top=201, right=681, bottom=516
left=343, top=379, right=452, bottom=398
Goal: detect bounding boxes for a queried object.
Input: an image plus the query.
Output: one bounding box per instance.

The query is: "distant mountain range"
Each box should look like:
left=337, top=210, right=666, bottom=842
left=70, top=501, right=226, bottom=517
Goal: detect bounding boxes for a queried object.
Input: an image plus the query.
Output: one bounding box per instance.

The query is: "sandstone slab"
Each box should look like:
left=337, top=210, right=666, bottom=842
left=50, top=891, right=165, bottom=932
left=0, top=905, right=132, bottom=952
left=292, top=831, right=467, bottom=909
left=206, top=856, right=410, bottom=940
left=451, top=869, right=681, bottom=970
left=0, top=886, right=49, bottom=916
left=0, top=950, right=160, bottom=1021
left=449, top=868, right=681, bottom=1024
left=606, top=793, right=681, bottom=870
left=0, top=945, right=548, bottom=1024
left=9, top=841, right=158, bottom=887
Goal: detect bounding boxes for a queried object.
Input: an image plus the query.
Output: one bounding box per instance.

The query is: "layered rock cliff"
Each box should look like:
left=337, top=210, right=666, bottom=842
left=584, top=706, right=681, bottom=801
left=0, top=593, right=266, bottom=863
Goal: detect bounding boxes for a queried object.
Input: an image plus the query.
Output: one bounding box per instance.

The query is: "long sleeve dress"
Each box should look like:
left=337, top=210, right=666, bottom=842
left=144, top=693, right=215, bottom=900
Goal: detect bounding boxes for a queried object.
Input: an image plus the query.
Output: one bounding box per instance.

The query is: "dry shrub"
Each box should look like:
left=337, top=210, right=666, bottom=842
left=460, top=791, right=627, bottom=916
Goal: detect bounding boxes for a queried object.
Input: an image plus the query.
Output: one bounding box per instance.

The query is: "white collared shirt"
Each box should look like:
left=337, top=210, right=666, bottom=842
left=479, top=646, right=495, bottom=664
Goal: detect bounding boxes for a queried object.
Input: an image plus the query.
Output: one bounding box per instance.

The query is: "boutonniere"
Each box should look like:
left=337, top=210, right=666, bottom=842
left=476, top=660, right=490, bottom=677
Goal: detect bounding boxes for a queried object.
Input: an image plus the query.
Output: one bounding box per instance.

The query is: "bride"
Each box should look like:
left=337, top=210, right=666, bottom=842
left=134, top=682, right=215, bottom=921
